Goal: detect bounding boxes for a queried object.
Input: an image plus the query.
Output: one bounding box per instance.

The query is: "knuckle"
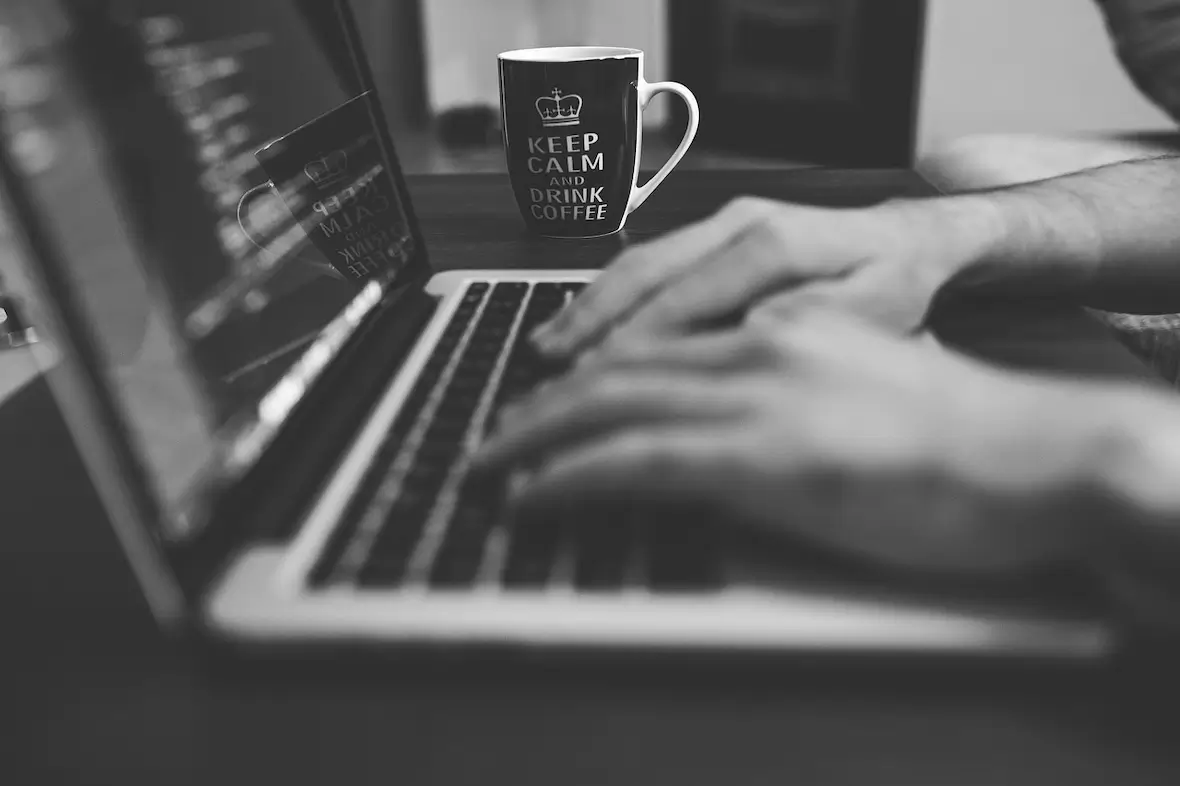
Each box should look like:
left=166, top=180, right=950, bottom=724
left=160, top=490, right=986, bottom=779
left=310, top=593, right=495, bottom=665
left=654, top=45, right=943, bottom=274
left=740, top=220, right=793, bottom=275
left=609, top=245, right=649, bottom=272
left=599, top=255, right=652, bottom=292
left=749, top=214, right=790, bottom=248
left=723, top=195, right=772, bottom=220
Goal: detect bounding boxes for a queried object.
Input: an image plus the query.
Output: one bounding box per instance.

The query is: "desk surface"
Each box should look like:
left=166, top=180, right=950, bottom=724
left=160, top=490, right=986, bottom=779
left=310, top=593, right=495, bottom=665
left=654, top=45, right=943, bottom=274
left=6, top=169, right=1179, bottom=786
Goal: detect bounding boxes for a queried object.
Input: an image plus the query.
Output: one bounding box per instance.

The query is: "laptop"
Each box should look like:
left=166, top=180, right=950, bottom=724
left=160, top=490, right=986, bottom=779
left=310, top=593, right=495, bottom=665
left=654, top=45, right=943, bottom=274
left=0, top=0, right=1112, bottom=657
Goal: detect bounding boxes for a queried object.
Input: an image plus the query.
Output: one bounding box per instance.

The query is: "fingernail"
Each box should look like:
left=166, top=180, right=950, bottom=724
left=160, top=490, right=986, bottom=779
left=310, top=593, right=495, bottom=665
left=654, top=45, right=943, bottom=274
left=530, top=328, right=562, bottom=352
left=532, top=316, right=564, bottom=340
left=536, top=338, right=573, bottom=361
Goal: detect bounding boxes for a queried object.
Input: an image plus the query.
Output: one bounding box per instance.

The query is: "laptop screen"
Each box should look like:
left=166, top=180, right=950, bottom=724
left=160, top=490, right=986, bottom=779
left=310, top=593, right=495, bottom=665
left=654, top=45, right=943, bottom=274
left=0, top=0, right=422, bottom=540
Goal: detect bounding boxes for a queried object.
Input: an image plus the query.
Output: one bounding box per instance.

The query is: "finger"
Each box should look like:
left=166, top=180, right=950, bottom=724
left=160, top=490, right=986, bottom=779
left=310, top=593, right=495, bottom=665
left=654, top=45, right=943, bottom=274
left=475, top=372, right=748, bottom=469
left=753, top=267, right=934, bottom=334
left=532, top=198, right=770, bottom=353
left=511, top=428, right=728, bottom=508
left=745, top=303, right=904, bottom=362
left=577, top=329, right=769, bottom=373
left=610, top=218, right=838, bottom=340
left=747, top=281, right=846, bottom=321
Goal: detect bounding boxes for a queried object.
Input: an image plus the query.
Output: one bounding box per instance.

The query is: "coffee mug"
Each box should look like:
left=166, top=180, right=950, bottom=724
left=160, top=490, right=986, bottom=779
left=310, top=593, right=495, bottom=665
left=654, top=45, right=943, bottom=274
left=238, top=91, right=410, bottom=283
left=498, top=46, right=699, bottom=238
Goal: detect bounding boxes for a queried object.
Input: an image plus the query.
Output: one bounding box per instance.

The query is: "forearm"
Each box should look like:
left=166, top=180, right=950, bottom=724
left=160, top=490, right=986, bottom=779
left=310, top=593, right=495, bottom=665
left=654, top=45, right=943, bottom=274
left=934, top=155, right=1180, bottom=313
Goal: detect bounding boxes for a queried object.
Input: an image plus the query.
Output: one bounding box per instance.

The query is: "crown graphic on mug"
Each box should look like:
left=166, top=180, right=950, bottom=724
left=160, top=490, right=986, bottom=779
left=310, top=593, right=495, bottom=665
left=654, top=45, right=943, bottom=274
left=535, top=88, right=581, bottom=128
left=304, top=149, right=349, bottom=189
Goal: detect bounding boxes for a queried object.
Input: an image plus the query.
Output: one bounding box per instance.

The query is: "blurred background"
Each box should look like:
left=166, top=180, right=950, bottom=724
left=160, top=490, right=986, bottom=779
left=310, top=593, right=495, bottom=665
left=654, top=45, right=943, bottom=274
left=358, top=0, right=1173, bottom=172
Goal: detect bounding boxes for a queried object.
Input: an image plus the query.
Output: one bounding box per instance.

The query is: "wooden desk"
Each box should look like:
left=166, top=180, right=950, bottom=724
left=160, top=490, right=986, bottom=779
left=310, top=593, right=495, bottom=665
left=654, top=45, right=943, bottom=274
left=5, top=170, right=1178, bottom=786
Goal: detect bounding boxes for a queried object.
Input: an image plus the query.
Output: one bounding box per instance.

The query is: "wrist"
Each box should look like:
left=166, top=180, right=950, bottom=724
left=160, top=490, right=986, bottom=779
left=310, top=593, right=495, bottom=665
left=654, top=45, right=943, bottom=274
left=941, top=187, right=1102, bottom=297
left=871, top=193, right=1011, bottom=290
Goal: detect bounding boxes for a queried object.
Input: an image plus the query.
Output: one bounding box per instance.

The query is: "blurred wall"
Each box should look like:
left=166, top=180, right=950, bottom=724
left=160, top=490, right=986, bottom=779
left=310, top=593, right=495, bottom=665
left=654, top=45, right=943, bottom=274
left=916, top=0, right=1175, bottom=155
left=352, top=0, right=426, bottom=127
left=421, top=0, right=668, bottom=126
left=383, top=0, right=1179, bottom=159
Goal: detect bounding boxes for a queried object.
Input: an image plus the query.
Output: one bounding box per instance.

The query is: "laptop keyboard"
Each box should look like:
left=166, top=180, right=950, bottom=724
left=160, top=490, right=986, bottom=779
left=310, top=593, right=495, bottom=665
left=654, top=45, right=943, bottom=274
left=308, top=280, right=722, bottom=594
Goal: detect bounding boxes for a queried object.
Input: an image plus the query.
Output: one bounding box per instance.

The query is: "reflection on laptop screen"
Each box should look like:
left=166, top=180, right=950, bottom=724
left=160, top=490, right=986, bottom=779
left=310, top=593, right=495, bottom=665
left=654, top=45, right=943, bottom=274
left=1, top=0, right=419, bottom=540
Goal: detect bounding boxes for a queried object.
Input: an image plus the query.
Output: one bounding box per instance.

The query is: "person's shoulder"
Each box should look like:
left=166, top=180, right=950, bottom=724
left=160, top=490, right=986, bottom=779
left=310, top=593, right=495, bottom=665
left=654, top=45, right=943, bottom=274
left=1094, top=0, right=1180, bottom=128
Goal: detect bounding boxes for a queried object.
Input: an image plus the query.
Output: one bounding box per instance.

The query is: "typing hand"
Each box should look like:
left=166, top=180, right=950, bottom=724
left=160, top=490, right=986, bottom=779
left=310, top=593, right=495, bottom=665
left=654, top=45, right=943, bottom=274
left=478, top=311, right=1112, bottom=577
left=530, top=195, right=993, bottom=357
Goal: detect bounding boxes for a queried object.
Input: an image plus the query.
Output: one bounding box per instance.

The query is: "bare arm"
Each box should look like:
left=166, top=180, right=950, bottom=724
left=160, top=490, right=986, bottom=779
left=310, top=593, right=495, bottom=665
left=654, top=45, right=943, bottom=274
left=938, top=155, right=1180, bottom=313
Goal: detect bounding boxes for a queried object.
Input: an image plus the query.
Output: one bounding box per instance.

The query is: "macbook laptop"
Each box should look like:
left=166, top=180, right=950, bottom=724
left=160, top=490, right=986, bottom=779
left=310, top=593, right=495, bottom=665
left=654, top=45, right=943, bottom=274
left=0, top=0, right=1112, bottom=657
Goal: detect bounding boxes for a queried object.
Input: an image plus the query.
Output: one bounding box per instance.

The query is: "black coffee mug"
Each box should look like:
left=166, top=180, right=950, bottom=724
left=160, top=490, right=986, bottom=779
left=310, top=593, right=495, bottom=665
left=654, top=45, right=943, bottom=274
left=238, top=91, right=410, bottom=283
left=498, top=46, right=699, bottom=238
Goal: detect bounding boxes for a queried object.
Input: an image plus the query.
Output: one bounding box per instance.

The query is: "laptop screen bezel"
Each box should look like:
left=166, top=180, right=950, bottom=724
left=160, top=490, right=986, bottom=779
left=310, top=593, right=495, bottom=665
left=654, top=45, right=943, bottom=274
left=0, top=0, right=435, bottom=618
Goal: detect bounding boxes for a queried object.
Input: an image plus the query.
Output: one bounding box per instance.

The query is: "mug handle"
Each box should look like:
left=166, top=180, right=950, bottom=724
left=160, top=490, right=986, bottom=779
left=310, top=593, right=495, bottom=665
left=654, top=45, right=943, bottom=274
left=625, top=80, right=700, bottom=216
left=236, top=182, right=343, bottom=279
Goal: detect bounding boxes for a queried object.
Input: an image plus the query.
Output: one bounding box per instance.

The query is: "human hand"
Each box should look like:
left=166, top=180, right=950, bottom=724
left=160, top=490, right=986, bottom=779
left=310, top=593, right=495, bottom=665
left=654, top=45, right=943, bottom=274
left=479, top=311, right=1123, bottom=577
left=531, top=195, right=999, bottom=357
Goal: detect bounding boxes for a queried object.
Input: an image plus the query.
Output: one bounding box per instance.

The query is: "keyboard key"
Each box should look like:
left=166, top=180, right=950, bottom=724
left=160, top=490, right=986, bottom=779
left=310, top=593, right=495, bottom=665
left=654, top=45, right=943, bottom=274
left=642, top=510, right=722, bottom=592
left=448, top=506, right=493, bottom=543
left=491, top=282, right=529, bottom=297
left=571, top=508, right=632, bottom=591
left=413, top=438, right=462, bottom=464
left=391, top=477, right=437, bottom=513
left=429, top=551, right=484, bottom=588
left=502, top=508, right=563, bottom=588
left=377, top=499, right=432, bottom=540
left=357, top=557, right=408, bottom=587
left=358, top=502, right=431, bottom=587
left=458, top=468, right=506, bottom=507
left=422, top=418, right=469, bottom=444
left=426, top=474, right=508, bottom=588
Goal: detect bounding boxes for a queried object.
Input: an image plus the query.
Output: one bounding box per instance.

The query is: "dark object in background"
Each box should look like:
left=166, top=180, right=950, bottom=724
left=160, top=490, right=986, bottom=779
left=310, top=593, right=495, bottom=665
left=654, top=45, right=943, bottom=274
left=669, top=0, right=925, bottom=167
left=436, top=104, right=500, bottom=149
left=498, top=47, right=698, bottom=238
